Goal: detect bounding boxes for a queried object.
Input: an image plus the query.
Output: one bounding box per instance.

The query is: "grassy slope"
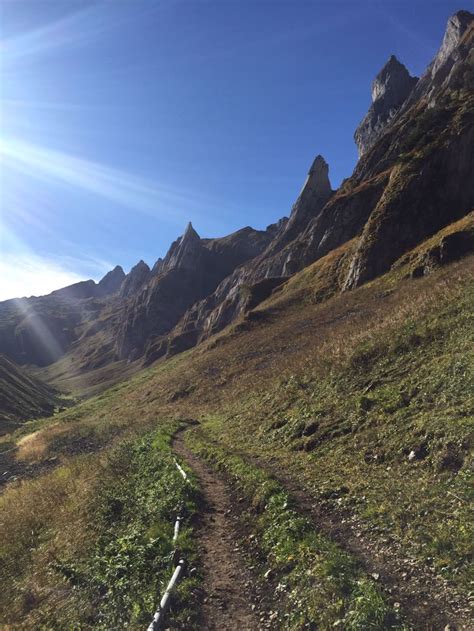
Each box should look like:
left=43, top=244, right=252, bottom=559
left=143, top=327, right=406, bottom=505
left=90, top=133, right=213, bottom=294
left=0, top=423, right=201, bottom=629
left=187, top=432, right=408, bottom=629
left=0, top=220, right=472, bottom=627
left=0, top=354, right=66, bottom=435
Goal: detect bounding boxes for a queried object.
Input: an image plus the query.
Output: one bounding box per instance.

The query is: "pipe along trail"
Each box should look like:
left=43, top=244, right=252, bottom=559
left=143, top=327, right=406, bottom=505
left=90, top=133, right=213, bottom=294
left=147, top=459, right=189, bottom=631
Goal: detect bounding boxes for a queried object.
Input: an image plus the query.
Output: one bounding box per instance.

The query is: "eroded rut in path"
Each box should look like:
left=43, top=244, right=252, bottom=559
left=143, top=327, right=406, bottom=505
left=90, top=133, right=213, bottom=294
left=173, top=434, right=262, bottom=631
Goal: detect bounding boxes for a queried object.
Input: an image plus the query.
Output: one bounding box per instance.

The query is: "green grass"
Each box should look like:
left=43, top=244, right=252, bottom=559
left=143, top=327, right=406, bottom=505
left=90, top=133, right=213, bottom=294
left=187, top=430, right=409, bottom=630
left=200, top=277, right=474, bottom=592
left=0, top=423, right=201, bottom=629
left=1, top=247, right=472, bottom=626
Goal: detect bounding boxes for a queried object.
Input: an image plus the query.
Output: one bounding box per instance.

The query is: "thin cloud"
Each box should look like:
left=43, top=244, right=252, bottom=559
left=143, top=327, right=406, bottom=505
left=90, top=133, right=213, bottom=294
left=0, top=136, right=206, bottom=226
left=0, top=225, right=114, bottom=301
left=0, top=2, right=131, bottom=66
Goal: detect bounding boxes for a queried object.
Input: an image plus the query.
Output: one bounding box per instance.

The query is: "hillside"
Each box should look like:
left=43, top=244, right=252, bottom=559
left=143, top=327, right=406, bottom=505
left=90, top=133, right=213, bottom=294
left=0, top=354, right=65, bottom=435
left=0, top=9, right=473, bottom=631
left=0, top=222, right=472, bottom=627
left=0, top=10, right=472, bottom=397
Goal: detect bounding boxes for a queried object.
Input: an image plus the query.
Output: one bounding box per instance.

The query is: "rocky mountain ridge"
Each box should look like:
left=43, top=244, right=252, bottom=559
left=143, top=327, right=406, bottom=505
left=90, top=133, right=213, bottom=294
left=0, top=10, right=472, bottom=392
left=354, top=55, right=418, bottom=157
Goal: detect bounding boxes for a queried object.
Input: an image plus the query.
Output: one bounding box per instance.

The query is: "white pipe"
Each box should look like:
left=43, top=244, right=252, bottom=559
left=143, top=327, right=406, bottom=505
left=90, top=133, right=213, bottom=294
left=174, top=459, right=188, bottom=481
left=173, top=516, right=182, bottom=542
left=147, top=559, right=185, bottom=631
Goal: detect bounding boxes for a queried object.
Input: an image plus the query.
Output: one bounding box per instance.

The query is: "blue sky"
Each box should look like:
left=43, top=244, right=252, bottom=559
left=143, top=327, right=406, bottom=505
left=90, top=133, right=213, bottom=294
left=0, top=0, right=465, bottom=299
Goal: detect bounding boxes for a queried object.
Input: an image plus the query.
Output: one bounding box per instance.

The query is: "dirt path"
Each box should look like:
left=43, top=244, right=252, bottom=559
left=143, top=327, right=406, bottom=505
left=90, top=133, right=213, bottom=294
left=255, top=457, right=472, bottom=631
left=236, top=451, right=472, bottom=631
left=173, top=433, right=263, bottom=631
left=175, top=429, right=471, bottom=630
left=188, top=430, right=471, bottom=631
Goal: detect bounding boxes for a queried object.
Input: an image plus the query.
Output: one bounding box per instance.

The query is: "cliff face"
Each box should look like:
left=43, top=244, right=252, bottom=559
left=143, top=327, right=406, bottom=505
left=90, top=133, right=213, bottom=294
left=354, top=56, right=418, bottom=157
left=0, top=10, right=472, bottom=382
left=164, top=10, right=474, bottom=350
left=342, top=10, right=474, bottom=287
left=115, top=224, right=275, bottom=360
left=120, top=261, right=151, bottom=298
left=404, top=10, right=474, bottom=110
left=281, top=9, right=474, bottom=290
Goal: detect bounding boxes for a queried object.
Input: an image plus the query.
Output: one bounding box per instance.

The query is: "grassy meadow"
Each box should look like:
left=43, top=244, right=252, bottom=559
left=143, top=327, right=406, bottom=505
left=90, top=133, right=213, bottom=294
left=0, top=221, right=472, bottom=627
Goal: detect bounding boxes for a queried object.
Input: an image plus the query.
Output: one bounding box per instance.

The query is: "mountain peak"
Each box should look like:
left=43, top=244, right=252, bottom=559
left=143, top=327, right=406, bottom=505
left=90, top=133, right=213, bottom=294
left=371, top=55, right=417, bottom=103
left=307, top=155, right=331, bottom=196
left=182, top=221, right=200, bottom=241
left=355, top=55, right=418, bottom=156
left=431, top=10, right=474, bottom=77
left=120, top=260, right=151, bottom=297
left=97, top=265, right=126, bottom=296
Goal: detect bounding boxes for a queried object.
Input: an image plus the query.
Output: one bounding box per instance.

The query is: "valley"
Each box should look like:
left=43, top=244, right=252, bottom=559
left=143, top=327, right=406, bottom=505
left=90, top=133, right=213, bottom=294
left=0, top=8, right=473, bottom=630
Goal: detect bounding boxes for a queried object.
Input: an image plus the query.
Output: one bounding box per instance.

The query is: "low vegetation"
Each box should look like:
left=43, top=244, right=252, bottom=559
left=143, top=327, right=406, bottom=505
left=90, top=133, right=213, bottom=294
left=0, top=227, right=472, bottom=626
left=0, top=423, right=201, bottom=628
left=203, top=271, right=473, bottom=591
left=187, top=430, right=409, bottom=629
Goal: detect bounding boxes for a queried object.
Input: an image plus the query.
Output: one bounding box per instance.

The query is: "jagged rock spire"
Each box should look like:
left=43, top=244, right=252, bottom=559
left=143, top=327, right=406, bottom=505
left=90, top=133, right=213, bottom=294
left=307, top=155, right=331, bottom=196
left=97, top=265, right=126, bottom=296
left=159, top=222, right=202, bottom=272
left=370, top=55, right=415, bottom=102
left=183, top=221, right=199, bottom=240
left=120, top=260, right=151, bottom=297
left=262, top=155, right=332, bottom=262
left=431, top=10, right=473, bottom=77
left=399, top=10, right=474, bottom=110
left=354, top=55, right=418, bottom=157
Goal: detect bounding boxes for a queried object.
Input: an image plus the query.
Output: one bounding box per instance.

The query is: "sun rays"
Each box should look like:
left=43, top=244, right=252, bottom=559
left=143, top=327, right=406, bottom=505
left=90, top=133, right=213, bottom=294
left=0, top=136, right=200, bottom=222
left=0, top=3, right=130, bottom=67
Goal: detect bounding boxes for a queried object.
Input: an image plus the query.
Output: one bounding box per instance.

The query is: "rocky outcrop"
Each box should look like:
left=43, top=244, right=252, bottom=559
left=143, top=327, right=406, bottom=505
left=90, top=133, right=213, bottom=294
left=262, top=155, right=332, bottom=259
left=120, top=260, right=151, bottom=297
left=0, top=11, right=472, bottom=378
left=158, top=222, right=201, bottom=272
left=96, top=265, right=126, bottom=296
left=354, top=56, right=418, bottom=157
left=404, top=10, right=474, bottom=109
left=400, top=214, right=474, bottom=279
left=116, top=224, right=275, bottom=360
left=151, top=258, right=164, bottom=275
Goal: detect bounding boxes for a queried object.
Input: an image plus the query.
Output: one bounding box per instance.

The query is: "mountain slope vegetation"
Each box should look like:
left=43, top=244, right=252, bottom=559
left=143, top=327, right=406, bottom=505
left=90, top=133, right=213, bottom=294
left=0, top=354, right=65, bottom=435
left=1, top=233, right=472, bottom=627
left=0, top=9, right=473, bottom=630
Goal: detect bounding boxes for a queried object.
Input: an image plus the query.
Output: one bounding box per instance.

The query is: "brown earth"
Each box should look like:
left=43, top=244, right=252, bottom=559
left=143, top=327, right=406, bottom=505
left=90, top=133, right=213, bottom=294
left=191, top=429, right=472, bottom=631
left=173, top=432, right=276, bottom=631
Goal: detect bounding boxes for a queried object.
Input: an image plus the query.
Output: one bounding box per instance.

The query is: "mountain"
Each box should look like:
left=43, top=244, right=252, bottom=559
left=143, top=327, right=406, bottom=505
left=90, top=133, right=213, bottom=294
left=0, top=10, right=472, bottom=394
left=158, top=10, right=474, bottom=353
left=1, top=11, right=474, bottom=630
left=116, top=223, right=276, bottom=360
left=0, top=264, right=125, bottom=367
left=0, top=354, right=64, bottom=434
left=354, top=55, right=418, bottom=157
